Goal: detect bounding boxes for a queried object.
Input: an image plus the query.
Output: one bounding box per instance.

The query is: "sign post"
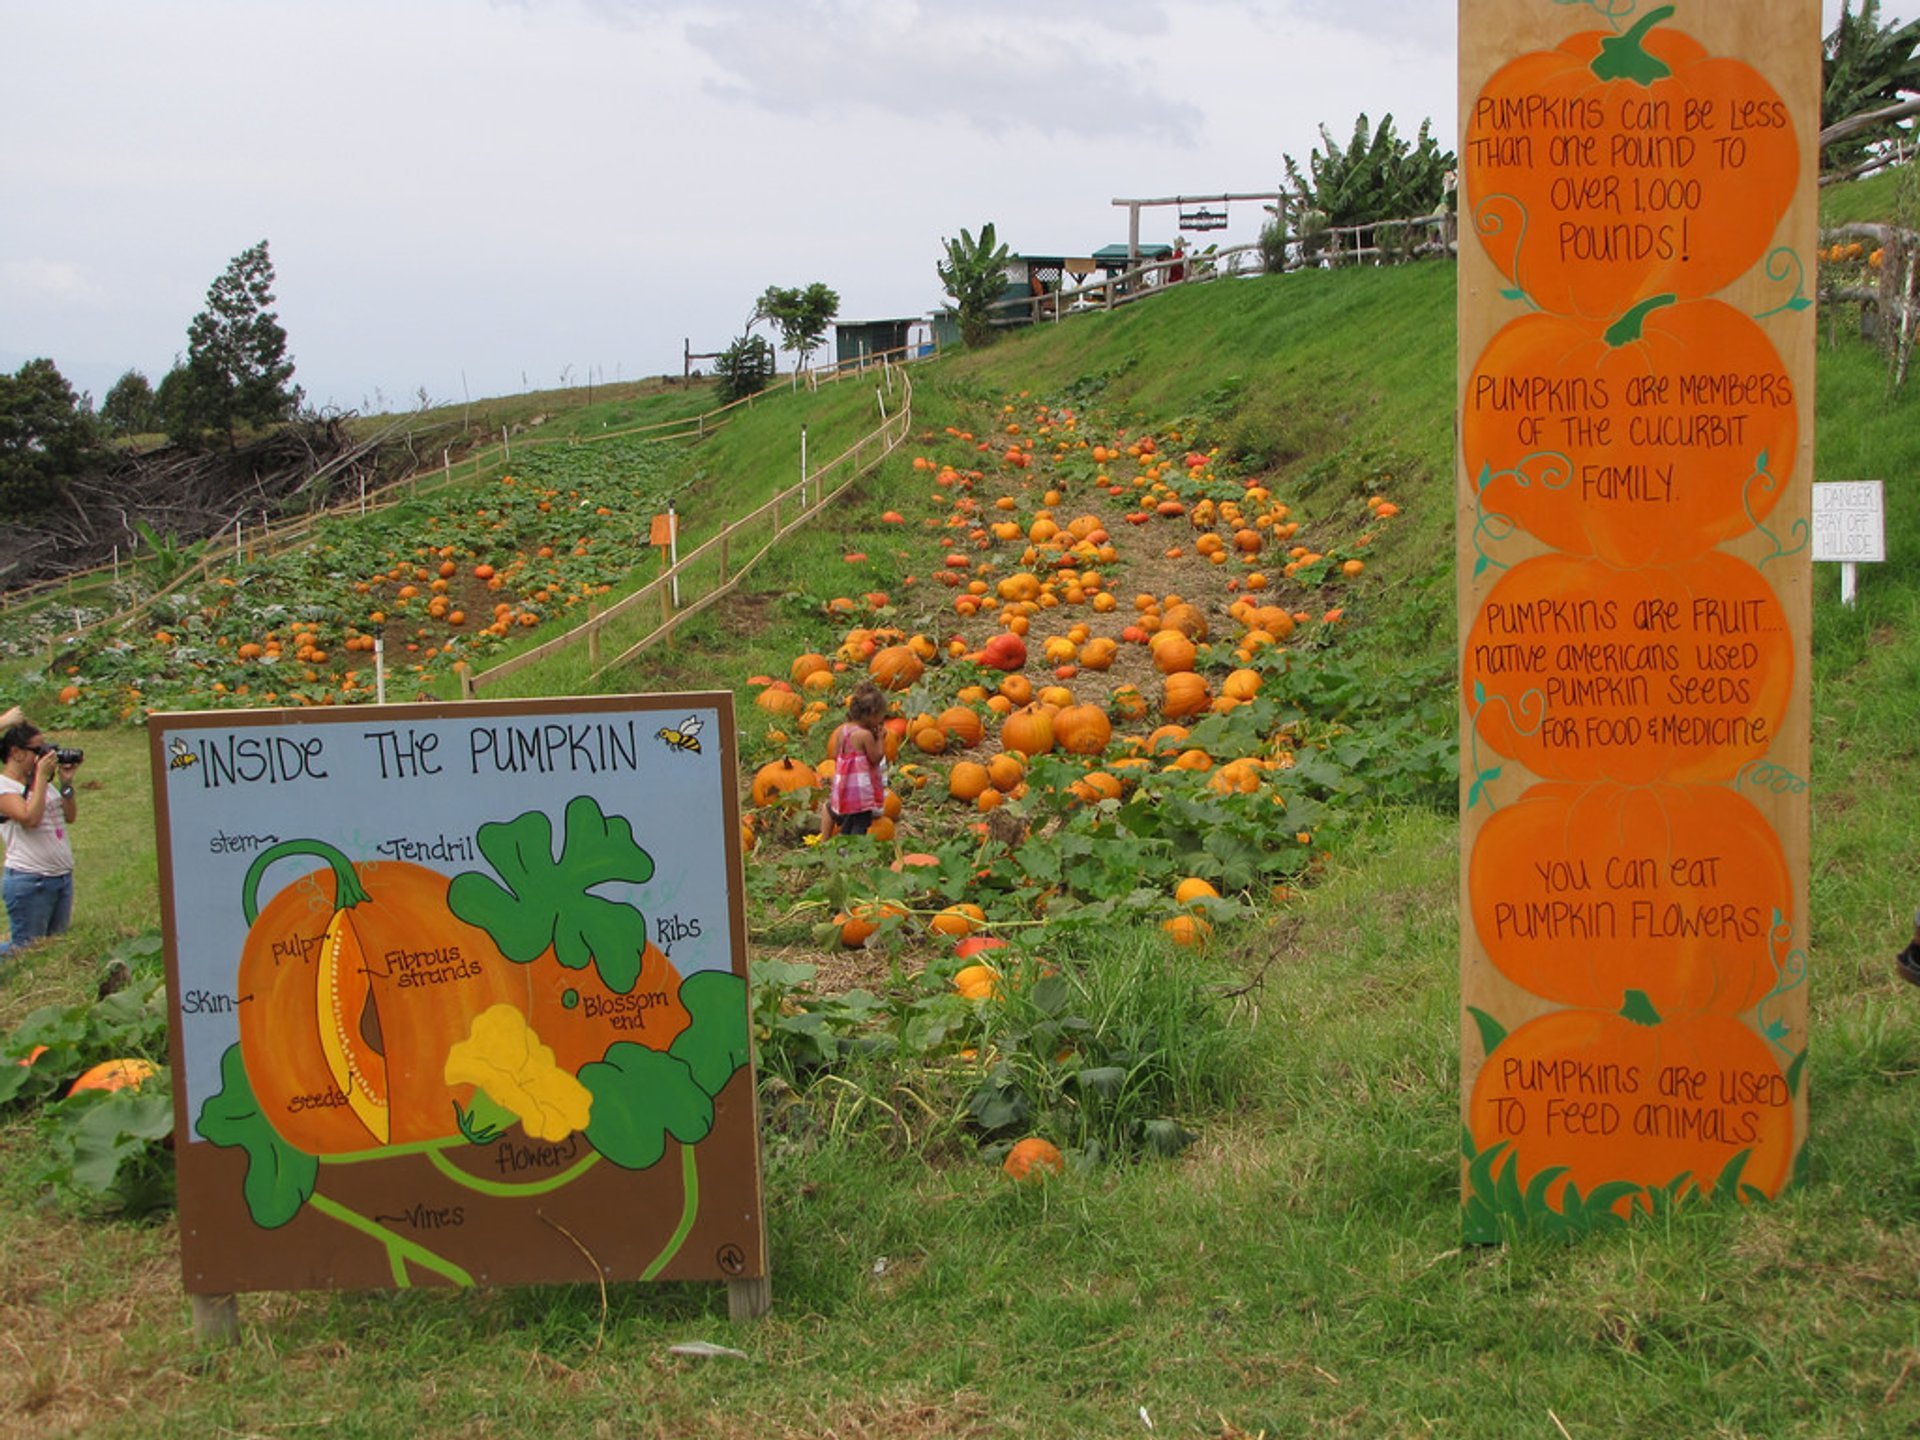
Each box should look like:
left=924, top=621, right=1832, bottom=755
left=152, top=695, right=767, bottom=1316
left=1457, top=1, right=1818, bottom=1238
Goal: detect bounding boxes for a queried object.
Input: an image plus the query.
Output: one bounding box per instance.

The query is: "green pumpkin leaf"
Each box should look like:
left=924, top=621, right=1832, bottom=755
left=579, top=1042, right=713, bottom=1171
left=197, top=1043, right=318, bottom=1230
left=671, top=970, right=751, bottom=1098
left=448, top=795, right=657, bottom=993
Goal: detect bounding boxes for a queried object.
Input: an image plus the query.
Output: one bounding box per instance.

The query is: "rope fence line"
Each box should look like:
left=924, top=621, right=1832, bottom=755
left=465, top=363, right=918, bottom=696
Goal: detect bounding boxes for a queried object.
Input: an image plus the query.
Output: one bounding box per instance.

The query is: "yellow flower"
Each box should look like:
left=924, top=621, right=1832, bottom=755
left=444, top=1004, right=592, bottom=1142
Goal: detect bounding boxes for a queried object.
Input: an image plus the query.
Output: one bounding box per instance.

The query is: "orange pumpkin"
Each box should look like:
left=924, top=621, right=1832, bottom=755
left=1464, top=299, right=1795, bottom=566
left=1054, top=703, right=1112, bottom=756
left=1161, top=673, right=1211, bottom=720
left=237, top=844, right=528, bottom=1153
left=869, top=644, right=924, bottom=691
left=940, top=706, right=985, bottom=748
left=1464, top=9, right=1799, bottom=318
left=1003, top=1136, right=1065, bottom=1180
left=1001, top=705, right=1056, bottom=757
left=1468, top=1003, right=1795, bottom=1218
left=752, top=757, right=824, bottom=807
left=948, top=760, right=992, bottom=801
left=1470, top=781, right=1789, bottom=1014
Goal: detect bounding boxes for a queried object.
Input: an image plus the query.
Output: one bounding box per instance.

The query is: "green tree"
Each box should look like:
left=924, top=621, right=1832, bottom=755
left=1281, top=115, right=1455, bottom=253
left=170, top=240, right=302, bottom=446
left=752, top=283, right=841, bottom=369
left=712, top=333, right=777, bottom=403
left=936, top=223, right=1013, bottom=348
left=0, top=358, right=98, bottom=511
left=100, top=369, right=160, bottom=438
left=1824, top=0, right=1920, bottom=176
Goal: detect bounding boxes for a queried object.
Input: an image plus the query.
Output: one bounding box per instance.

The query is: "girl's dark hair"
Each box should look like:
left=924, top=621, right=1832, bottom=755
left=847, top=682, right=888, bottom=723
left=0, top=724, right=41, bottom=762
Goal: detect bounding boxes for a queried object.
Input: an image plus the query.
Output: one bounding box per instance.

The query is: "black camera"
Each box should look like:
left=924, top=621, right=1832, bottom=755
left=56, top=748, right=83, bottom=767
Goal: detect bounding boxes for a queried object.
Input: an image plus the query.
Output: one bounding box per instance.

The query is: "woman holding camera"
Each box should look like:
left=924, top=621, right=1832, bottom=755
left=0, top=722, right=78, bottom=956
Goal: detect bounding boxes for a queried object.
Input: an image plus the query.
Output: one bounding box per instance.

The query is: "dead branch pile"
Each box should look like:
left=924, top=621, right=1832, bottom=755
left=0, top=413, right=462, bottom=593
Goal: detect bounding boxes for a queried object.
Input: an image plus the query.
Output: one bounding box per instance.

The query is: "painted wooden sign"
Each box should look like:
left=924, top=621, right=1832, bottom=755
left=1458, top=1, right=1817, bottom=1238
left=151, top=694, right=766, bottom=1296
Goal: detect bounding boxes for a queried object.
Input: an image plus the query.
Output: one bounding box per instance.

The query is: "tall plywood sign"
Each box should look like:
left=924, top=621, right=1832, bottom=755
left=1458, top=2, right=1817, bottom=1238
left=152, top=695, right=766, bottom=1298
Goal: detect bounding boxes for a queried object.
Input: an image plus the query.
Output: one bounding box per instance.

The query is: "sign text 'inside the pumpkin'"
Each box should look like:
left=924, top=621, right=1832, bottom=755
left=181, top=719, right=658, bottom=788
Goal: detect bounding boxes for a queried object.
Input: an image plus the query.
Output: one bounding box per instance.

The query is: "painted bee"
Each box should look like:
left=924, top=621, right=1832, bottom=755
left=655, top=715, right=705, bottom=755
left=167, top=737, right=199, bottom=771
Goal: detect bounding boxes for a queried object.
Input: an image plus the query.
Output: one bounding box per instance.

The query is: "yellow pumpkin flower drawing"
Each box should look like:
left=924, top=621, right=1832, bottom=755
left=444, top=1004, right=593, bottom=1142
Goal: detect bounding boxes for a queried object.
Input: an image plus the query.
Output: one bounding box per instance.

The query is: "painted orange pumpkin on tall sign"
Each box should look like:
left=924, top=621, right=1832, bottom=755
left=1470, top=780, right=1788, bottom=1014
left=1464, top=6, right=1799, bottom=319
left=1464, top=297, right=1796, bottom=566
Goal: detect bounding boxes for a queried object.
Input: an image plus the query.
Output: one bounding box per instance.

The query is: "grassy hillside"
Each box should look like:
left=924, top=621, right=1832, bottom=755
left=10, top=238, right=1920, bottom=1437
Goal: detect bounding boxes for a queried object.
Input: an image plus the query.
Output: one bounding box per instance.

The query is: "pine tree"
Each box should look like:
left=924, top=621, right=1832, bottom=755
left=171, top=240, right=302, bottom=445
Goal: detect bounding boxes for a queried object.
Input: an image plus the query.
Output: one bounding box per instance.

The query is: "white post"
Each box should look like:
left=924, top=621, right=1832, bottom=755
left=1842, top=562, right=1859, bottom=608
left=876, top=387, right=887, bottom=421
left=443, top=447, right=450, bottom=480
left=112, top=544, right=119, bottom=580
left=374, top=639, right=387, bottom=705
left=358, top=478, right=367, bottom=515
left=668, top=504, right=680, bottom=607
left=234, top=519, right=242, bottom=563
left=502, top=426, right=510, bottom=461
left=885, top=355, right=894, bottom=393
left=800, top=425, right=809, bottom=509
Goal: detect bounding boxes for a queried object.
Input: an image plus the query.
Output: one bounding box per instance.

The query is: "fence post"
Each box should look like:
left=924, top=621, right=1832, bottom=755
left=587, top=600, right=600, bottom=667
left=719, top=529, right=730, bottom=586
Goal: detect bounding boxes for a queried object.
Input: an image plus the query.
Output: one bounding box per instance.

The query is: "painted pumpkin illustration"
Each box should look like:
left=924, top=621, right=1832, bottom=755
left=1464, top=6, right=1799, bottom=319
left=1464, top=551, right=1793, bottom=786
left=1470, top=780, right=1789, bottom=1014
left=1464, top=297, right=1796, bottom=566
left=1469, top=1001, right=1795, bottom=1218
left=237, top=841, right=530, bottom=1154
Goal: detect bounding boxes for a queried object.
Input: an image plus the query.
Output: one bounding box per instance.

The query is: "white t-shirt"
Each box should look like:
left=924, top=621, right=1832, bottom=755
left=0, top=774, right=74, bottom=876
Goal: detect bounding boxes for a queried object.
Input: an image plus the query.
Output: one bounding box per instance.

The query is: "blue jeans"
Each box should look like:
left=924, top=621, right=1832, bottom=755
left=2, top=869, right=73, bottom=954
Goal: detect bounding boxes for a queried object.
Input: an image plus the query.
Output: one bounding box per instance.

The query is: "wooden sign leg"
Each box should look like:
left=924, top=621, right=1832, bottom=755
left=191, top=1293, right=239, bottom=1344
left=727, top=1275, right=771, bottom=1321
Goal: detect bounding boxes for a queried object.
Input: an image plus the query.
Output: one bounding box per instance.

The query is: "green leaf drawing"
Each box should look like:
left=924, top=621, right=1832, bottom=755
left=671, top=970, right=751, bottom=1098
left=1467, top=1006, right=1508, bottom=1057
left=198, top=1043, right=319, bottom=1229
left=579, top=1042, right=713, bottom=1171
left=448, top=795, right=657, bottom=993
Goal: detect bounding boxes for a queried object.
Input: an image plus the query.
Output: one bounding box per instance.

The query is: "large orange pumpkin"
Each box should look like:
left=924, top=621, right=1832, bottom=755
left=752, top=756, right=824, bottom=806
left=1464, top=551, right=1791, bottom=785
left=1161, top=673, right=1211, bottom=720
left=869, top=644, right=924, bottom=691
left=1054, top=704, right=1112, bottom=755
left=1468, top=1003, right=1795, bottom=1218
left=237, top=843, right=529, bottom=1153
left=1464, top=8, right=1799, bottom=319
left=1001, top=705, right=1056, bottom=757
left=1470, top=780, right=1789, bottom=1014
left=1464, top=298, right=1795, bottom=566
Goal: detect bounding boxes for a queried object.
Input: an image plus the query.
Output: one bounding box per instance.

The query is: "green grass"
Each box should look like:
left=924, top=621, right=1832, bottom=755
left=12, top=172, right=1920, bottom=1433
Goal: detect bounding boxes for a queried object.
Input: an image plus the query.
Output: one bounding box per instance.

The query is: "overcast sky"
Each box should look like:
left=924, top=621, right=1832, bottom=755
left=2, top=0, right=1871, bottom=413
